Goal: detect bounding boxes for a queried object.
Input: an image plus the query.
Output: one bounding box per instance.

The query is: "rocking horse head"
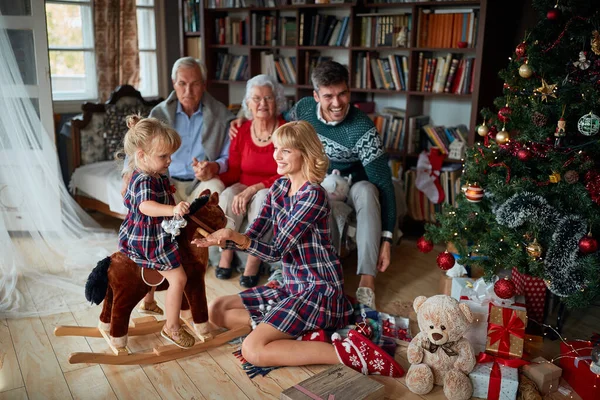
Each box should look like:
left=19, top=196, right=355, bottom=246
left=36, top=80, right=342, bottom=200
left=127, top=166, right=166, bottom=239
left=183, top=189, right=227, bottom=242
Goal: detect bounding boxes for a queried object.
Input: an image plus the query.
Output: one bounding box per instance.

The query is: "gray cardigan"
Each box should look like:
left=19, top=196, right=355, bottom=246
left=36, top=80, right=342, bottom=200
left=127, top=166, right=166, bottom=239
left=149, top=91, right=234, bottom=195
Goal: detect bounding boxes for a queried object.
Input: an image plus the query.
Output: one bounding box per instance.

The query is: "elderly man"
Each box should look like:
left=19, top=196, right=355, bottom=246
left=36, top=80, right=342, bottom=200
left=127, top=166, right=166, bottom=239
left=122, top=57, right=234, bottom=202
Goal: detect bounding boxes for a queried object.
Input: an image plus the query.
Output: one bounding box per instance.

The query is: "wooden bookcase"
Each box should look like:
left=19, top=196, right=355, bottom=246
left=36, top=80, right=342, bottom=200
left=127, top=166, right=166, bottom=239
left=178, top=0, right=518, bottom=172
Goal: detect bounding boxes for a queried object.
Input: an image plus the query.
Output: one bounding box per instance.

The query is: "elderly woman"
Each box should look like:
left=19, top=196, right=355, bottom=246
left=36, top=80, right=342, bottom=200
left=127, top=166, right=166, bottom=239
left=215, top=74, right=287, bottom=287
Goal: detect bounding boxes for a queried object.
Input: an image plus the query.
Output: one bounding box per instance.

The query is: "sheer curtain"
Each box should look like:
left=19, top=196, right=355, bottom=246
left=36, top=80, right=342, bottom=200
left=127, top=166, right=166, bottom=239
left=0, top=16, right=117, bottom=318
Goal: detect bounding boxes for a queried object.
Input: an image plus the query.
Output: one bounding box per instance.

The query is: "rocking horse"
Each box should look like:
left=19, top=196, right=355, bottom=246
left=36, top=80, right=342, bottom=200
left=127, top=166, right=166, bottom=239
left=54, top=190, right=251, bottom=365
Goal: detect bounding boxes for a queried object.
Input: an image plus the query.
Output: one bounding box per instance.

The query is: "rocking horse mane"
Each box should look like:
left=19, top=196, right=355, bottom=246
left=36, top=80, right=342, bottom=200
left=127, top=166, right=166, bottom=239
left=188, top=194, right=210, bottom=215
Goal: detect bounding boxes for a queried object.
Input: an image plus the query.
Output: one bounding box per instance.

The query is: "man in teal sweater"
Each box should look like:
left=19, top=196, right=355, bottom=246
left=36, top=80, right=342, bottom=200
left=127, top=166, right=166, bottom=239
left=231, top=61, right=396, bottom=309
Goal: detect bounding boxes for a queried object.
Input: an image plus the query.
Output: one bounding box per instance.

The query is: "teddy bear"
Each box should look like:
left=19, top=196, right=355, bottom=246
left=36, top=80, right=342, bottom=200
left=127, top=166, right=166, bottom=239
left=321, top=169, right=352, bottom=202
left=405, top=295, right=476, bottom=400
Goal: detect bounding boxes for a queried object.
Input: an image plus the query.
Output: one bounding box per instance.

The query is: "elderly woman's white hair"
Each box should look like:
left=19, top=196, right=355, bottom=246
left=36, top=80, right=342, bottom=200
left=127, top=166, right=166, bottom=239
left=171, top=57, right=207, bottom=82
left=242, top=74, right=288, bottom=119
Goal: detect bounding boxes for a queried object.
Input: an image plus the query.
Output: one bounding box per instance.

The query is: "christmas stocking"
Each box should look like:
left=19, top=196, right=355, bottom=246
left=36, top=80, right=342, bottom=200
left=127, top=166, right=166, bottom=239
left=297, top=329, right=328, bottom=342
left=415, top=148, right=446, bottom=204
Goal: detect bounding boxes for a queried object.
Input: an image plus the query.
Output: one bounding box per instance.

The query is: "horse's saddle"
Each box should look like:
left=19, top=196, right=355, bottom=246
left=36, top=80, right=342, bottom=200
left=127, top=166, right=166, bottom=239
left=141, top=268, right=165, bottom=287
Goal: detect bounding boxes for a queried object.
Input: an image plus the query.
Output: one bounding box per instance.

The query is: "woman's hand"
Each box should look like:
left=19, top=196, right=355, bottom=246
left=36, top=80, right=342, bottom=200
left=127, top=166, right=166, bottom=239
left=192, top=228, right=236, bottom=247
left=232, top=186, right=257, bottom=215
left=229, top=117, right=246, bottom=140
left=173, top=201, right=190, bottom=216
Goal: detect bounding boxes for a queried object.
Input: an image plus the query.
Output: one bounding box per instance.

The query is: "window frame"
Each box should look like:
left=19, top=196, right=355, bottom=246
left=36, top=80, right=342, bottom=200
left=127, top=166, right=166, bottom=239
left=136, top=0, right=161, bottom=98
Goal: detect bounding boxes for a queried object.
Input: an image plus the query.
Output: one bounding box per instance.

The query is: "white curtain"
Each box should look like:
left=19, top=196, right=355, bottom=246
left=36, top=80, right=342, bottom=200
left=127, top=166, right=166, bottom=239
left=0, top=16, right=117, bottom=318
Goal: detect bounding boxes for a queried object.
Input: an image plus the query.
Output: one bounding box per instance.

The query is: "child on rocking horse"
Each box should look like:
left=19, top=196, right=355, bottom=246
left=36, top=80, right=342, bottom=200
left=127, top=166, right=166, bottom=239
left=119, top=115, right=195, bottom=349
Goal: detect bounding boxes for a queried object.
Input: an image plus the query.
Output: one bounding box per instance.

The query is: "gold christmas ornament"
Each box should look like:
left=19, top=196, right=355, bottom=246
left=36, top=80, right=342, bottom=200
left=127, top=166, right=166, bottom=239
left=534, top=79, right=558, bottom=102
left=519, top=63, right=533, bottom=78
left=526, top=238, right=543, bottom=258
left=592, top=30, right=600, bottom=55
left=461, top=183, right=468, bottom=193
left=477, top=122, right=490, bottom=137
left=549, top=172, right=561, bottom=183
left=495, top=128, right=510, bottom=144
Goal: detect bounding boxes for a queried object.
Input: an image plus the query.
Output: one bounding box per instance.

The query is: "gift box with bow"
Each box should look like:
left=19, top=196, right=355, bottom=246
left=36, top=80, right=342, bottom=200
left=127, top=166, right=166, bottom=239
left=559, top=341, right=600, bottom=400
left=485, top=304, right=526, bottom=359
left=469, top=353, right=529, bottom=400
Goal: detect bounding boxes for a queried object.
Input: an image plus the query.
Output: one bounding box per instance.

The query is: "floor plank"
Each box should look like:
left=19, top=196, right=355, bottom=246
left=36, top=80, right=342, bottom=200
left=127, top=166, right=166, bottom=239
left=39, top=313, right=93, bottom=374
left=0, top=387, right=28, bottom=400
left=63, top=365, right=116, bottom=400
left=141, top=361, right=206, bottom=400
left=8, top=317, right=71, bottom=400
left=100, top=364, right=161, bottom=400
left=0, top=319, right=24, bottom=392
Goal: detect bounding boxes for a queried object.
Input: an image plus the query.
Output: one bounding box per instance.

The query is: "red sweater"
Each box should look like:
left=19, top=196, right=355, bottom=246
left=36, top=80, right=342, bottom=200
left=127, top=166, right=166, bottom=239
left=220, top=117, right=284, bottom=188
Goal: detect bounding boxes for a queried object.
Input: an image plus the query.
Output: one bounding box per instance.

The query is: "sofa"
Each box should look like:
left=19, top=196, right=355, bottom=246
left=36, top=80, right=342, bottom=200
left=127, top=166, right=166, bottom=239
left=68, top=85, right=162, bottom=218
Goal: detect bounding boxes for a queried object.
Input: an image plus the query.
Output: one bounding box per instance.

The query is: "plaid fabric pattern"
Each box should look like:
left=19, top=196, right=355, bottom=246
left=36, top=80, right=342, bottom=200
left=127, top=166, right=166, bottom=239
left=118, top=170, right=181, bottom=271
left=238, top=178, right=353, bottom=337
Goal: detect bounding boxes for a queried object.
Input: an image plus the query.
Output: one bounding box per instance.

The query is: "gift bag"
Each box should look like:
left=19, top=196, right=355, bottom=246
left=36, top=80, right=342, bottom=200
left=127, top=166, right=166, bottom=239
left=559, top=341, right=600, bottom=400
left=511, top=267, right=546, bottom=322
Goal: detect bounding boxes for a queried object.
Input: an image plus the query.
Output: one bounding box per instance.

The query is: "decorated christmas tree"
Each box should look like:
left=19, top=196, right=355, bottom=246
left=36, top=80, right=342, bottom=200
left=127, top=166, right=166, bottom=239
left=423, top=0, right=600, bottom=308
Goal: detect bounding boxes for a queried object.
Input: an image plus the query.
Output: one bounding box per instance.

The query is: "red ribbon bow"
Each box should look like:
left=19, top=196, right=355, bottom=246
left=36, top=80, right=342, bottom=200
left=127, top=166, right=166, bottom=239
left=487, top=307, right=525, bottom=358
left=476, top=352, right=529, bottom=400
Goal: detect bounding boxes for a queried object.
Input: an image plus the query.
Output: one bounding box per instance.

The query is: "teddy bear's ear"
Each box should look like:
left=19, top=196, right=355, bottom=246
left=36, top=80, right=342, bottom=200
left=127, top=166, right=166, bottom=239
left=413, top=296, right=427, bottom=312
left=459, top=302, right=474, bottom=323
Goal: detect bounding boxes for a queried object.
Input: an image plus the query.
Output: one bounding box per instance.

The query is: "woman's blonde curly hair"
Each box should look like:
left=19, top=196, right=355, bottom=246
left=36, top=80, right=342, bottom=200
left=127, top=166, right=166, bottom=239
left=272, top=121, right=329, bottom=184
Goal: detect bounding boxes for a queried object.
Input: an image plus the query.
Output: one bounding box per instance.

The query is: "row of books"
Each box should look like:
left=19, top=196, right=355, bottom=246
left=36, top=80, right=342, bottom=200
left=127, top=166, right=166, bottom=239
left=214, top=17, right=249, bottom=45
left=260, top=52, right=297, bottom=84
left=416, top=9, right=479, bottom=48
left=415, top=53, right=475, bottom=94
left=373, top=107, right=406, bottom=151
left=215, top=54, right=249, bottom=81
left=249, top=15, right=297, bottom=46
left=185, top=37, right=203, bottom=61
left=183, top=0, right=201, bottom=32
left=206, top=0, right=285, bottom=8
left=299, top=14, right=350, bottom=47
left=357, top=14, right=411, bottom=48
left=404, top=165, right=462, bottom=222
left=421, top=124, right=467, bottom=155
left=354, top=53, right=409, bottom=91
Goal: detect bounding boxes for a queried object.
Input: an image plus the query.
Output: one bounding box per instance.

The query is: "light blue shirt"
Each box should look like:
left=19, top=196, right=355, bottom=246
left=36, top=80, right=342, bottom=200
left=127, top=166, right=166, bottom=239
left=170, top=101, right=230, bottom=179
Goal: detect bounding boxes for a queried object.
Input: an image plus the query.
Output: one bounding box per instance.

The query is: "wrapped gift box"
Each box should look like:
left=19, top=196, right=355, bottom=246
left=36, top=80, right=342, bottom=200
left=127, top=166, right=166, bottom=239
left=470, top=361, right=519, bottom=400
left=559, top=341, right=600, bottom=400
left=451, top=277, right=476, bottom=300
left=522, top=357, right=562, bottom=394
left=280, top=364, right=384, bottom=400
left=485, top=304, right=526, bottom=359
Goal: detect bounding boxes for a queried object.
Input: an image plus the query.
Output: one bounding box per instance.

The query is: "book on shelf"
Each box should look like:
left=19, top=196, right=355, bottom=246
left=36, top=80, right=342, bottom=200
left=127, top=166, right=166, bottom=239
left=415, top=52, right=474, bottom=94
left=354, top=53, right=408, bottom=91
left=407, top=115, right=430, bottom=154
left=420, top=124, right=469, bottom=156
left=372, top=107, right=405, bottom=152
left=357, top=13, right=411, bottom=48
left=186, top=37, right=202, bottom=60
left=183, top=0, right=201, bottom=32
left=417, top=8, right=479, bottom=48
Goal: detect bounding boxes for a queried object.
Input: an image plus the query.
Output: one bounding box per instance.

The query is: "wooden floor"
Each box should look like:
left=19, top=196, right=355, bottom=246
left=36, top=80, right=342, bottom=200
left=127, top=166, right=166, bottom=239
left=1, top=213, right=598, bottom=400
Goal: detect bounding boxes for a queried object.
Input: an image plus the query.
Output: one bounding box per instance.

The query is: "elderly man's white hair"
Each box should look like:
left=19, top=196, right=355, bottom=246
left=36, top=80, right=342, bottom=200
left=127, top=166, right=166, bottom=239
left=171, top=57, right=207, bottom=82
left=242, top=74, right=288, bottom=119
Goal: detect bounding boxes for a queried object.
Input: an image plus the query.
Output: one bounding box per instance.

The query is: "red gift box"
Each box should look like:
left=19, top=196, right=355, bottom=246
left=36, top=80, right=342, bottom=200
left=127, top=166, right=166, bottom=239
left=559, top=341, right=600, bottom=400
left=511, top=267, right=546, bottom=322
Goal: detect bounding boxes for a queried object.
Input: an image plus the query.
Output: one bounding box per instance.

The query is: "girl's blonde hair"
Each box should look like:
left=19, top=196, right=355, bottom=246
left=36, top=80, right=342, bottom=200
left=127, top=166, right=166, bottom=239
left=272, top=121, right=329, bottom=184
left=122, top=115, right=181, bottom=173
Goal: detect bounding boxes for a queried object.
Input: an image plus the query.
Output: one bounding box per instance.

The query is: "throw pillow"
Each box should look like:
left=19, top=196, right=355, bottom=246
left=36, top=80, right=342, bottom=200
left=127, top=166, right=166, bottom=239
left=104, top=103, right=153, bottom=160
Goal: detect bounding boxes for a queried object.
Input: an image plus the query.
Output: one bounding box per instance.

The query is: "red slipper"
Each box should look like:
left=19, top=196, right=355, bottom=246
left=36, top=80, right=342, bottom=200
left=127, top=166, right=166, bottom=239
left=297, top=329, right=328, bottom=342
left=348, top=329, right=404, bottom=377
left=332, top=333, right=368, bottom=374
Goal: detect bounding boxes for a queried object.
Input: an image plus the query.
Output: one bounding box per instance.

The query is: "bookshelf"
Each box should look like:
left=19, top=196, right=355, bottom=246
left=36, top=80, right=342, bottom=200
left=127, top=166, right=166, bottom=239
left=178, top=0, right=518, bottom=175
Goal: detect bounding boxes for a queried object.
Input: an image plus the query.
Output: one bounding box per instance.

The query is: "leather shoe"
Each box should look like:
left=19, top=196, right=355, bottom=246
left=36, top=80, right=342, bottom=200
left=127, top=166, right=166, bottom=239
left=239, top=273, right=260, bottom=288
left=215, top=266, right=233, bottom=280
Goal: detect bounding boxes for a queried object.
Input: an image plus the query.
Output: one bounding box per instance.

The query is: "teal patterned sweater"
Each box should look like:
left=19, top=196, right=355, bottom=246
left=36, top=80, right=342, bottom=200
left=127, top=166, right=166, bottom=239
left=285, top=97, right=396, bottom=236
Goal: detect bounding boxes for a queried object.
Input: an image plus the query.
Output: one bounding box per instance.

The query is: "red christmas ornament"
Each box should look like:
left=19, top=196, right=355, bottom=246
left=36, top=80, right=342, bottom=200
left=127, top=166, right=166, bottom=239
left=417, top=236, right=434, bottom=253
left=436, top=251, right=455, bottom=270
left=515, top=42, right=527, bottom=59
left=585, top=170, right=600, bottom=206
left=517, top=148, right=532, bottom=162
left=498, top=106, right=512, bottom=123
left=547, top=8, right=560, bottom=20
left=579, top=233, right=598, bottom=254
left=494, top=278, right=516, bottom=299
left=465, top=184, right=484, bottom=202
left=355, top=321, right=373, bottom=339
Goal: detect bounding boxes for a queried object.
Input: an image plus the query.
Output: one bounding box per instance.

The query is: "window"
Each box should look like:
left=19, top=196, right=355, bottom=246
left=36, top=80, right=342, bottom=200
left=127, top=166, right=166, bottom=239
left=46, top=0, right=97, bottom=101
left=46, top=0, right=160, bottom=101
left=137, top=0, right=159, bottom=97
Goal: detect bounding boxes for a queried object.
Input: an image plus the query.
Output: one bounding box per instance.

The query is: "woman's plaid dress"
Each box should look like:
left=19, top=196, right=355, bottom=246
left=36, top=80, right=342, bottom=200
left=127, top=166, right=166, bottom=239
left=238, top=178, right=353, bottom=337
left=118, top=169, right=181, bottom=271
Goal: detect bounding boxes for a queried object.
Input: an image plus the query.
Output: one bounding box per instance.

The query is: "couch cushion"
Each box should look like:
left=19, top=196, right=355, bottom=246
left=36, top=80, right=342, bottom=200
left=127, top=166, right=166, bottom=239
left=104, top=103, right=153, bottom=160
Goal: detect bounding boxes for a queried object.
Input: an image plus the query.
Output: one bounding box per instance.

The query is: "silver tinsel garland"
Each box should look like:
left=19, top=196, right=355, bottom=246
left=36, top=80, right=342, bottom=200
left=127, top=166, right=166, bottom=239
left=495, top=192, right=588, bottom=297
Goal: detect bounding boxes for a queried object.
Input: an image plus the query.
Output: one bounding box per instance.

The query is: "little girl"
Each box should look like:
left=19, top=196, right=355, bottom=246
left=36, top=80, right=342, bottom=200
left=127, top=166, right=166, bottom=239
left=119, top=115, right=195, bottom=349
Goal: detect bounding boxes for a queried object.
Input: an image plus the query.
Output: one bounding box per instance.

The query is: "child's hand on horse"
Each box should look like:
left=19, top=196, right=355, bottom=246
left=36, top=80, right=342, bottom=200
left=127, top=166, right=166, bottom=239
left=174, top=201, right=190, bottom=216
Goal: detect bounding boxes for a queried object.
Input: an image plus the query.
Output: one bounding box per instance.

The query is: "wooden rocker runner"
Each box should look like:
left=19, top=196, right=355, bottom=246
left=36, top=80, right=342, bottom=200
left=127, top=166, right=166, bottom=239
left=54, top=191, right=250, bottom=365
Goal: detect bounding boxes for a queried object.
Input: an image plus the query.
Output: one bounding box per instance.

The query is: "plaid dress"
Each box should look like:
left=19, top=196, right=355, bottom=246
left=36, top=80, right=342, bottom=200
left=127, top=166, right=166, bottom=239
left=237, top=178, right=353, bottom=337
left=118, top=169, right=181, bottom=271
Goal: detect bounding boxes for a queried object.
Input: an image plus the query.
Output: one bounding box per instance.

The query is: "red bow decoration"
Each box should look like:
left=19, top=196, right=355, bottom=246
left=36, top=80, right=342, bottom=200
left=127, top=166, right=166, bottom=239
left=169, top=184, right=177, bottom=194
left=476, top=352, right=529, bottom=400
left=487, top=307, right=525, bottom=358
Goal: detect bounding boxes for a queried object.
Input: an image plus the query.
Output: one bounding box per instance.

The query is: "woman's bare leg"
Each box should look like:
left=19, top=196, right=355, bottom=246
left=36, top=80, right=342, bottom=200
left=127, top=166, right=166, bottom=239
left=242, top=255, right=261, bottom=276
left=208, top=294, right=252, bottom=330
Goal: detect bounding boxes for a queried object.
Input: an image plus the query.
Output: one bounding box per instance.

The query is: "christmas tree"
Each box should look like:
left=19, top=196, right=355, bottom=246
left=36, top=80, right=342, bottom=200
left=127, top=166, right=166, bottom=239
left=423, top=0, right=600, bottom=308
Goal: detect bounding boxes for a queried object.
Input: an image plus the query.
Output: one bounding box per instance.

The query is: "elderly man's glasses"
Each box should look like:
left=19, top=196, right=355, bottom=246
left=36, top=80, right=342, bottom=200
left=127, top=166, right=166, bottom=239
left=251, top=96, right=275, bottom=104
